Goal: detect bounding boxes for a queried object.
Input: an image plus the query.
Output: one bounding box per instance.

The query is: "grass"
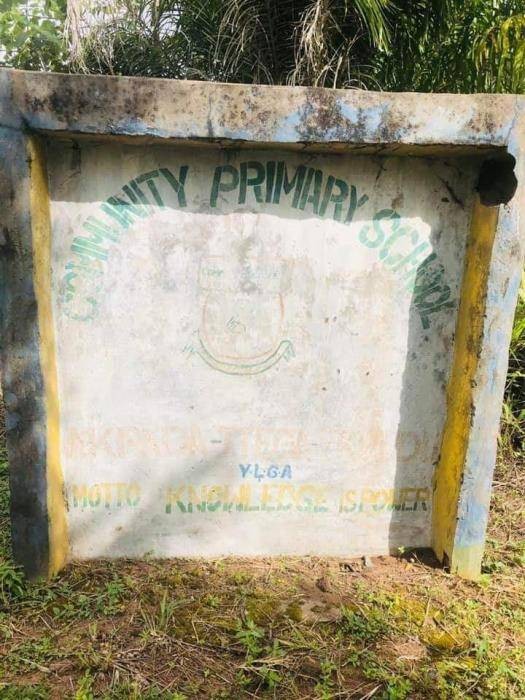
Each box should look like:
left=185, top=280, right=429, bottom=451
left=0, top=285, right=523, bottom=698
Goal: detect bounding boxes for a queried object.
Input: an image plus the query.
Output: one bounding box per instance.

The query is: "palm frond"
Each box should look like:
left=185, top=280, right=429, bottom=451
left=474, top=14, right=525, bottom=92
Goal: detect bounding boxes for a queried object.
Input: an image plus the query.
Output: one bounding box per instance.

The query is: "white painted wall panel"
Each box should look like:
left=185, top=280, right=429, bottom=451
left=47, top=143, right=474, bottom=558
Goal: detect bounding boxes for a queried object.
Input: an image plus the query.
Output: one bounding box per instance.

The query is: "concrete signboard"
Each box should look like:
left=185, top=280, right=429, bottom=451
left=0, top=70, right=523, bottom=579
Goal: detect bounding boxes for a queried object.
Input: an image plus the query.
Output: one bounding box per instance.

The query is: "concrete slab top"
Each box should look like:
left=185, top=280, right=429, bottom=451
left=0, top=69, right=523, bottom=155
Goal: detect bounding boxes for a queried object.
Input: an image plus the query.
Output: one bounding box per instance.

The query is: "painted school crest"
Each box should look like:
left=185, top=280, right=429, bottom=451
left=185, top=256, right=295, bottom=375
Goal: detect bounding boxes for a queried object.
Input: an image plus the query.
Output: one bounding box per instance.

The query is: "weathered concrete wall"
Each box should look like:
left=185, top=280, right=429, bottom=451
left=1, top=69, right=524, bottom=577
left=47, top=141, right=475, bottom=557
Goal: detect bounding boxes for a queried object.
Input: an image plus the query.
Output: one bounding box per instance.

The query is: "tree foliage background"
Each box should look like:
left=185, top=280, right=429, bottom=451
left=3, top=0, right=525, bottom=93
left=0, top=0, right=524, bottom=452
left=0, top=0, right=66, bottom=70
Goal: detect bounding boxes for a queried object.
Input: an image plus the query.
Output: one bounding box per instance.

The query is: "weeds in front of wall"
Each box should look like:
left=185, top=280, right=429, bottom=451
left=0, top=438, right=25, bottom=607
left=140, top=590, right=189, bottom=638
left=0, top=560, right=25, bottom=604
left=235, top=615, right=265, bottom=660
left=500, top=273, right=525, bottom=457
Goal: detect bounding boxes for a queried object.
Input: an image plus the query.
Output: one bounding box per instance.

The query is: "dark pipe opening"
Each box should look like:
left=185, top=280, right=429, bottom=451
left=476, top=153, right=517, bottom=206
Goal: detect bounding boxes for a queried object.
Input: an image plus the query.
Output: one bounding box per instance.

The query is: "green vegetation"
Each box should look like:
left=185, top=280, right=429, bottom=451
left=0, top=0, right=66, bottom=71
left=502, top=273, right=525, bottom=456
left=3, top=1, right=525, bottom=93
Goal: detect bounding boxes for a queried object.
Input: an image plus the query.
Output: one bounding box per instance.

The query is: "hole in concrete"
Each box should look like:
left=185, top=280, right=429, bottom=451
left=476, top=153, right=517, bottom=206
